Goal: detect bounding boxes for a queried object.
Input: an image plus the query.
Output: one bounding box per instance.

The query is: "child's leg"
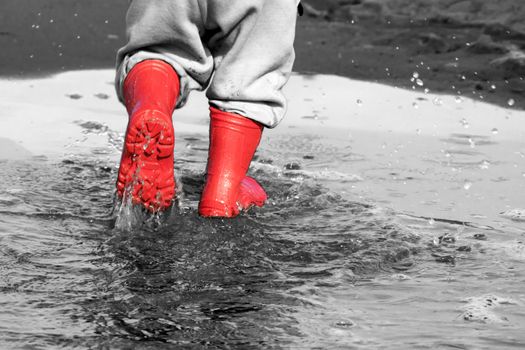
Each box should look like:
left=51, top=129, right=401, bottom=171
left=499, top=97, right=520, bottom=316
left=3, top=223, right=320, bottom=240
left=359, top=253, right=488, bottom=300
left=115, top=0, right=212, bottom=211
left=199, top=0, right=298, bottom=217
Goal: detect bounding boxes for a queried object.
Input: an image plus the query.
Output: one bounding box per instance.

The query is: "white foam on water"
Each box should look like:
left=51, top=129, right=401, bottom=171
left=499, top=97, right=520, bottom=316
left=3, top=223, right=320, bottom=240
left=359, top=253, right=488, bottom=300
left=460, top=294, right=517, bottom=323
left=501, top=208, right=525, bottom=222
left=252, top=161, right=363, bottom=183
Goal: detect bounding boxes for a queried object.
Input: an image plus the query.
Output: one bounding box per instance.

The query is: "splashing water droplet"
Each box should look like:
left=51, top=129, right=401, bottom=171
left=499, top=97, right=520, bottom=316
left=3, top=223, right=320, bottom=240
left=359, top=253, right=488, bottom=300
left=460, top=118, right=469, bottom=128
left=508, top=98, right=515, bottom=106
left=463, top=181, right=472, bottom=190
left=491, top=128, right=499, bottom=135
left=428, top=218, right=435, bottom=225
left=433, top=97, right=443, bottom=106
left=416, top=128, right=421, bottom=135
left=490, top=84, right=496, bottom=90
left=356, top=99, right=363, bottom=106
left=412, top=72, right=419, bottom=79
left=479, top=160, right=490, bottom=170
left=468, top=138, right=476, bottom=148
left=424, top=88, right=430, bottom=94
left=455, top=96, right=463, bottom=103
left=416, top=79, right=424, bottom=86
left=412, top=102, right=419, bottom=109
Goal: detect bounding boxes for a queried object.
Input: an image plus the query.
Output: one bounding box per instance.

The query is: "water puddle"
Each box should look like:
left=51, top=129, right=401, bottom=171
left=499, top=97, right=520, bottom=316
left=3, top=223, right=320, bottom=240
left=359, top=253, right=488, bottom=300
left=1, top=134, right=524, bottom=348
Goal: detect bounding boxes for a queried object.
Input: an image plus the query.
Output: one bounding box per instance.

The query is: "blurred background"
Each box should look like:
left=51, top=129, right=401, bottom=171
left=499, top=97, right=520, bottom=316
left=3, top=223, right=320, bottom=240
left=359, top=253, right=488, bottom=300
left=1, top=0, right=524, bottom=108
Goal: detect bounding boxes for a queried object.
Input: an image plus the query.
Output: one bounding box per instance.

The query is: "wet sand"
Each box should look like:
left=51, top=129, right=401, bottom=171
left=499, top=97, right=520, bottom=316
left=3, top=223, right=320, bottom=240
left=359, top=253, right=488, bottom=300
left=2, top=0, right=524, bottom=110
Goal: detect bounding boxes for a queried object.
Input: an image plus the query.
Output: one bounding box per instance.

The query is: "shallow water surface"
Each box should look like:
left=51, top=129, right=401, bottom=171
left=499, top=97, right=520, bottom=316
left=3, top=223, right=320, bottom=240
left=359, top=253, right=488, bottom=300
left=1, top=124, right=525, bottom=349
left=1, top=70, right=525, bottom=348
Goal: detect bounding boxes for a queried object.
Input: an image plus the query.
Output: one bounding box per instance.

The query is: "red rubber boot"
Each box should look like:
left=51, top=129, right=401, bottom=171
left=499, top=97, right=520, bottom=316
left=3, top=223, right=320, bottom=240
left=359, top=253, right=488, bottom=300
left=199, top=107, right=268, bottom=217
left=116, top=60, right=180, bottom=211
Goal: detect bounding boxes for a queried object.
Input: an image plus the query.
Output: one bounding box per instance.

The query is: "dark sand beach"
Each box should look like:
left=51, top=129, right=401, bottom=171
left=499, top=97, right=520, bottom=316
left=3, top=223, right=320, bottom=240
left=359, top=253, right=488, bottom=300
left=2, top=0, right=525, bottom=109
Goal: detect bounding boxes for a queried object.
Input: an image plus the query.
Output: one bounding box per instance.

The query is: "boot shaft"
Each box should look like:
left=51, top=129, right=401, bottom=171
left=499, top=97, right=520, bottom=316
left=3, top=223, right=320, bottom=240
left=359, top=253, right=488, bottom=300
left=123, top=60, right=180, bottom=117
left=199, top=108, right=265, bottom=217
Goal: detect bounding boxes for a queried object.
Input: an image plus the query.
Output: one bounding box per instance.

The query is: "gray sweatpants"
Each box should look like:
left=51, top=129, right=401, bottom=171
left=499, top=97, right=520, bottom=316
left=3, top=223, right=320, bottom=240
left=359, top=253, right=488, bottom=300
left=116, top=0, right=299, bottom=128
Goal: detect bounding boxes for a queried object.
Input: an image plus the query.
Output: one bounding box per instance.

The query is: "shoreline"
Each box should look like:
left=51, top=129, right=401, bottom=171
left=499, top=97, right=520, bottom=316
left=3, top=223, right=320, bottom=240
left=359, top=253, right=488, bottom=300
left=2, top=69, right=524, bottom=229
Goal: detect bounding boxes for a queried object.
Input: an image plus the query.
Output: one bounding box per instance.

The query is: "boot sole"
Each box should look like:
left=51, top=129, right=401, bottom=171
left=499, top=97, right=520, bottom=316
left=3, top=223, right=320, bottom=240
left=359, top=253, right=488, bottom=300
left=117, top=110, right=175, bottom=211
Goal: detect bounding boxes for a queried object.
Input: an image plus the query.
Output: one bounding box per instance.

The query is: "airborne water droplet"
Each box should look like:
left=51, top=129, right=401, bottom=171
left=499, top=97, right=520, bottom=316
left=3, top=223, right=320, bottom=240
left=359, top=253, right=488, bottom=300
left=463, top=181, right=472, bottom=190
left=460, top=118, right=469, bottom=128
left=412, top=102, right=419, bottom=109
left=356, top=99, right=363, bottom=106
left=479, top=160, right=490, bottom=170
left=491, top=128, right=499, bottom=135
left=507, top=98, right=515, bottom=106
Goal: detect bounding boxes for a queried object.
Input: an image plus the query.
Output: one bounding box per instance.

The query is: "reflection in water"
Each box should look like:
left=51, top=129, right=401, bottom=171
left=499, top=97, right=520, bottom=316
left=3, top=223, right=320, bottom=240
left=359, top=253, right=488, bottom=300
left=0, top=150, right=524, bottom=348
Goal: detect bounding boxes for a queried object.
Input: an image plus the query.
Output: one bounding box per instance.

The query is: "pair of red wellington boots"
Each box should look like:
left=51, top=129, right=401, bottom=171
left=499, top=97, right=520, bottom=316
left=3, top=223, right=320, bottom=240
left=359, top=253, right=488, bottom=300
left=116, top=60, right=267, bottom=217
